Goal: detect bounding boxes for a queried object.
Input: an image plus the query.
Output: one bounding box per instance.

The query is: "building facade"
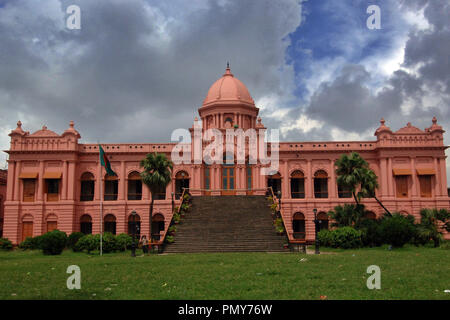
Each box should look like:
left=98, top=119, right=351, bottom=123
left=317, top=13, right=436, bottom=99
left=0, top=169, right=7, bottom=237
left=3, top=66, right=450, bottom=244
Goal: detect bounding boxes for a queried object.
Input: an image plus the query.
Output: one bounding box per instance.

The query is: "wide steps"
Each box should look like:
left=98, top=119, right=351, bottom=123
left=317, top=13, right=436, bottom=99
left=164, top=195, right=287, bottom=253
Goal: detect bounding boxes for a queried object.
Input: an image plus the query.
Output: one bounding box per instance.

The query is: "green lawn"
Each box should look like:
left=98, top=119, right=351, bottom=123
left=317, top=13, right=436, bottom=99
left=0, top=246, right=449, bottom=300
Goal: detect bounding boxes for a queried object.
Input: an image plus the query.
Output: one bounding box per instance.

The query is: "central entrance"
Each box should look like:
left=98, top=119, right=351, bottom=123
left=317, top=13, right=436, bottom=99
left=222, top=166, right=235, bottom=195
left=222, top=152, right=235, bottom=195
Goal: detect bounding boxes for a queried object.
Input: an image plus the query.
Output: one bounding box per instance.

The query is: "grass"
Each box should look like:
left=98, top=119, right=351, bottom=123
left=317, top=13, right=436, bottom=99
left=0, top=245, right=449, bottom=300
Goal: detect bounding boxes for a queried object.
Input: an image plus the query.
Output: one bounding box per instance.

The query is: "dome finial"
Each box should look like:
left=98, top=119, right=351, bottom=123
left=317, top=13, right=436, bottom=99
left=226, top=61, right=230, bottom=69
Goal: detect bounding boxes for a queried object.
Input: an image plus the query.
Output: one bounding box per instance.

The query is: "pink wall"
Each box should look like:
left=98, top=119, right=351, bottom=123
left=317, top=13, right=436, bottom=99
left=3, top=68, right=450, bottom=244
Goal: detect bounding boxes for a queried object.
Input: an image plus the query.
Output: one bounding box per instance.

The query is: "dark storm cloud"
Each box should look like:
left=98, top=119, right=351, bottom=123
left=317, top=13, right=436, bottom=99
left=291, top=0, right=449, bottom=142
left=0, top=0, right=302, bottom=145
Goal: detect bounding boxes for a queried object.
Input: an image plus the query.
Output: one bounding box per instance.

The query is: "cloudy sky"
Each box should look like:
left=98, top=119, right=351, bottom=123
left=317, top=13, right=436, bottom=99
left=0, top=0, right=449, bottom=185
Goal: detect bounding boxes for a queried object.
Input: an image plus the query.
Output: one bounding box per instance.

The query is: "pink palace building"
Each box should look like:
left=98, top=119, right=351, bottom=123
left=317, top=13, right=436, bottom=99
left=3, top=66, right=450, bottom=244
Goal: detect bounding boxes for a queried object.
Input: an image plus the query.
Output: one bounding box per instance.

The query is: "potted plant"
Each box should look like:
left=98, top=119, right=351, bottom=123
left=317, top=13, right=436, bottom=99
left=168, top=225, right=177, bottom=236
left=165, top=235, right=175, bottom=244
left=283, top=243, right=289, bottom=249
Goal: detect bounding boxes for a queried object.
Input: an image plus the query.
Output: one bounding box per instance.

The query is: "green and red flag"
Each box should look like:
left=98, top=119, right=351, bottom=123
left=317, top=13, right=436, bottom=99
left=99, top=144, right=117, bottom=176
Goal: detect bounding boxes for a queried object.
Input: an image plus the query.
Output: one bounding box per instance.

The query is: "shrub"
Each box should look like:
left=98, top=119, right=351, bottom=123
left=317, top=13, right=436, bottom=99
left=379, top=213, right=416, bottom=248
left=40, top=230, right=68, bottom=255
left=318, top=227, right=362, bottom=249
left=19, top=235, right=43, bottom=250
left=317, top=230, right=333, bottom=247
left=331, top=227, right=363, bottom=249
left=67, top=232, right=84, bottom=249
left=101, top=232, right=117, bottom=253
left=115, top=233, right=133, bottom=251
left=165, top=235, right=174, bottom=243
left=0, top=237, right=13, bottom=251
left=358, top=219, right=383, bottom=247
left=173, top=213, right=181, bottom=223
left=74, top=234, right=99, bottom=253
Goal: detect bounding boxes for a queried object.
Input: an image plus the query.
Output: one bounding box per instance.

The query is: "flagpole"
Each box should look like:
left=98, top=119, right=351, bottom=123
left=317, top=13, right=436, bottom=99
left=99, top=143, right=103, bottom=256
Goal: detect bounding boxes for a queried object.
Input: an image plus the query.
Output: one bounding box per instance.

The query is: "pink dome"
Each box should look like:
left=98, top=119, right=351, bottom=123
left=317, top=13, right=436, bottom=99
left=202, top=66, right=255, bottom=107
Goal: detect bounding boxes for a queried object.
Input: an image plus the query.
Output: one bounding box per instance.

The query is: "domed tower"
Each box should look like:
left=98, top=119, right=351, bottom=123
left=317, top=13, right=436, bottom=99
left=198, top=64, right=259, bottom=130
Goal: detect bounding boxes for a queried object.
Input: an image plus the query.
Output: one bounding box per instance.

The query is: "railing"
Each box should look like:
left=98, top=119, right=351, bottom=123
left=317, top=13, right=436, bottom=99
left=104, top=193, right=118, bottom=201
left=127, top=193, right=142, bottom=200
left=80, top=194, right=94, bottom=201
left=159, top=187, right=188, bottom=252
left=291, top=192, right=305, bottom=199
left=292, top=232, right=306, bottom=240
left=314, top=191, right=328, bottom=198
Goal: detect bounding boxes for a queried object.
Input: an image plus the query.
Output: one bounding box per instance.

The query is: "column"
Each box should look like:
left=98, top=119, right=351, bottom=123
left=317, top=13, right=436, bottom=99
left=410, top=157, right=418, bottom=197
left=95, top=162, right=101, bottom=201
left=6, top=160, right=15, bottom=201
left=330, top=159, right=336, bottom=198
left=387, top=158, right=393, bottom=197
left=13, top=160, right=21, bottom=201
left=37, top=161, right=44, bottom=201
left=282, top=161, right=289, bottom=198
left=306, top=159, right=312, bottom=198
left=67, top=161, right=76, bottom=200
left=380, top=158, right=388, bottom=197
left=439, top=157, right=447, bottom=196
left=61, top=160, right=68, bottom=200
left=434, top=158, right=441, bottom=196
left=119, top=161, right=125, bottom=200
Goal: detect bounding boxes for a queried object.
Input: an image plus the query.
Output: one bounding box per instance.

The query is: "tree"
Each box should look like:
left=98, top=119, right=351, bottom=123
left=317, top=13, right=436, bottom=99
left=335, top=152, right=391, bottom=216
left=416, top=208, right=450, bottom=247
left=328, top=204, right=366, bottom=228
left=140, top=152, right=173, bottom=246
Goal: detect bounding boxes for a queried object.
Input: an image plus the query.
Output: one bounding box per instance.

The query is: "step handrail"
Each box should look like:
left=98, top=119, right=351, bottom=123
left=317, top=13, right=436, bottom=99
left=267, top=186, right=293, bottom=245
left=160, top=188, right=189, bottom=250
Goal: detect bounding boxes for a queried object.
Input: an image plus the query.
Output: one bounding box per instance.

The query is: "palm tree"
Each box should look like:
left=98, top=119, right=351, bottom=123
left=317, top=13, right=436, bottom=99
left=335, top=152, right=391, bottom=216
left=328, top=203, right=366, bottom=228
left=140, top=152, right=173, bottom=245
left=417, top=208, right=450, bottom=247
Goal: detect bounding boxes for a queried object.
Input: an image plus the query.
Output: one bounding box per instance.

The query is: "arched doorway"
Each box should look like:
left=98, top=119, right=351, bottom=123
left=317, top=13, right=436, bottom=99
left=314, top=170, right=328, bottom=198
left=104, top=174, right=118, bottom=201
left=222, top=153, right=235, bottom=195
left=128, top=213, right=141, bottom=237
left=128, top=171, right=142, bottom=200
left=292, top=212, right=305, bottom=239
left=317, top=212, right=329, bottom=231
left=80, top=214, right=92, bottom=235
left=290, top=170, right=305, bottom=198
left=46, top=215, right=58, bottom=232
left=21, top=215, right=33, bottom=242
left=152, top=214, right=165, bottom=240
left=104, top=214, right=116, bottom=235
left=80, top=172, right=95, bottom=201
left=365, top=211, right=377, bottom=220
left=175, top=171, right=190, bottom=199
left=268, top=172, right=282, bottom=195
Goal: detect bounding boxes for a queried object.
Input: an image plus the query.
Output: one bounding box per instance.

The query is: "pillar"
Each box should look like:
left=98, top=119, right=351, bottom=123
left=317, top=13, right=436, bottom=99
left=410, top=157, right=418, bottom=197
left=330, top=159, right=336, bottom=198
left=380, top=158, right=388, bottom=197
left=13, top=160, right=21, bottom=201
left=387, top=158, right=393, bottom=197
left=6, top=160, right=15, bottom=201
left=37, top=161, right=44, bottom=201
left=306, top=159, right=312, bottom=198
left=119, top=161, right=125, bottom=200
left=61, top=160, right=68, bottom=200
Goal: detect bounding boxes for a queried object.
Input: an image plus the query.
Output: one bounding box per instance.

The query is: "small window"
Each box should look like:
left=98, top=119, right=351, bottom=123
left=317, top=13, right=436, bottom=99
left=419, top=176, right=432, bottom=198
left=80, top=172, right=95, bottom=201
left=23, top=179, right=36, bottom=202
left=395, top=176, right=408, bottom=198
left=46, top=179, right=59, bottom=201
left=128, top=172, right=142, bottom=200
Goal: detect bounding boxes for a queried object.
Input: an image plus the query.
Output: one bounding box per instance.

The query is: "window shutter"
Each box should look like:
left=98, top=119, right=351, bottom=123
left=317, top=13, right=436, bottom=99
left=23, top=179, right=36, bottom=202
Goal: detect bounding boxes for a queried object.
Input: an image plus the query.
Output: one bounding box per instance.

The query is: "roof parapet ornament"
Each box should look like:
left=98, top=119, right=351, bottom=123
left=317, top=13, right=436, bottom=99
left=375, top=117, right=392, bottom=136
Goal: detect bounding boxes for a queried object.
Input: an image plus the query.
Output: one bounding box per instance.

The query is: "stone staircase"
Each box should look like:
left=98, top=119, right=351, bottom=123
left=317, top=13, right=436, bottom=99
left=164, top=195, right=288, bottom=253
